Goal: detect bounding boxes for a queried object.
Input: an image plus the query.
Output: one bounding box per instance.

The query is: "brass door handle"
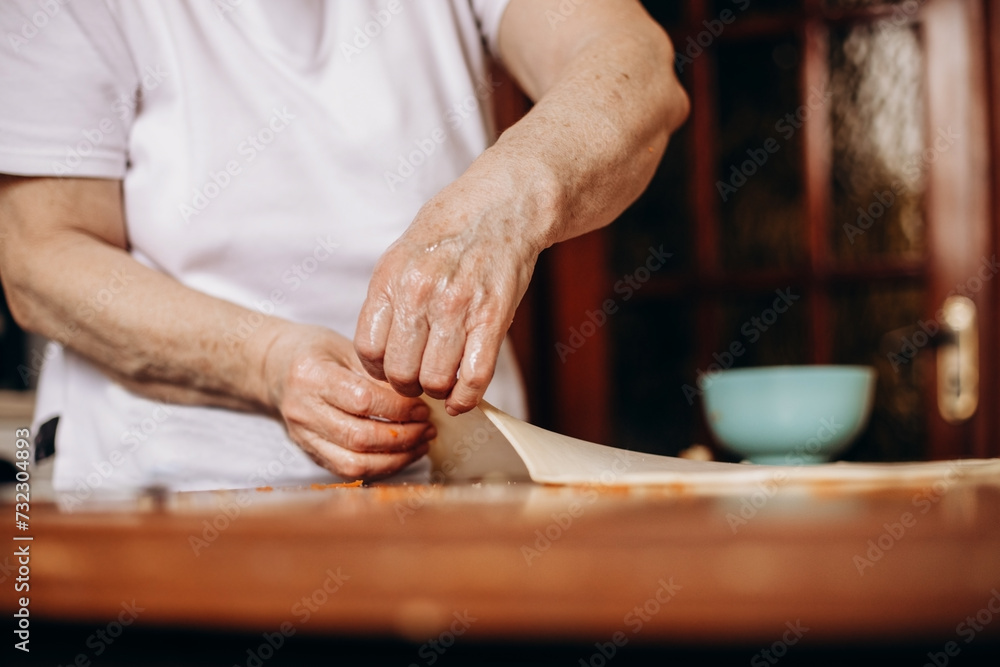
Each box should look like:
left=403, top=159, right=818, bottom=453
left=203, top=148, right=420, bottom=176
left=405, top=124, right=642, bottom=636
left=937, top=296, right=978, bottom=424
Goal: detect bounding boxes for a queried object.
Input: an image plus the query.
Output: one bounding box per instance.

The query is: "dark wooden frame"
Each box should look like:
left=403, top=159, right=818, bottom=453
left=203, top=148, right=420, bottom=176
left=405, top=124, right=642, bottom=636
left=504, top=0, right=997, bottom=459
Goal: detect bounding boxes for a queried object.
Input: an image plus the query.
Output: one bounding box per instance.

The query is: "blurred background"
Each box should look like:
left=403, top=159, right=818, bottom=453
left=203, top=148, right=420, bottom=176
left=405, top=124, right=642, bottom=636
left=505, top=0, right=1000, bottom=463
left=1, top=0, right=997, bottom=464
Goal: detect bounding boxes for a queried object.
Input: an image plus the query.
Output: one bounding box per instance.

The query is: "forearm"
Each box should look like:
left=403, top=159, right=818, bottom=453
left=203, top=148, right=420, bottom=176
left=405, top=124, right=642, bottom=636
left=492, top=7, right=689, bottom=251
left=3, top=226, right=277, bottom=412
left=1, top=176, right=433, bottom=480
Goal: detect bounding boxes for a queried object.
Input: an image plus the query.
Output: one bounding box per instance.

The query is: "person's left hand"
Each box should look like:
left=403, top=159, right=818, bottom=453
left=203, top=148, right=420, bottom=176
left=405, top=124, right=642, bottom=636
left=354, top=168, right=547, bottom=416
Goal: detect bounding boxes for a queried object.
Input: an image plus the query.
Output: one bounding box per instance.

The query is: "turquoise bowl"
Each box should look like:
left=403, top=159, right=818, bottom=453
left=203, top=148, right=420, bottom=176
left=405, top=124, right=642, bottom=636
left=697, top=365, right=877, bottom=465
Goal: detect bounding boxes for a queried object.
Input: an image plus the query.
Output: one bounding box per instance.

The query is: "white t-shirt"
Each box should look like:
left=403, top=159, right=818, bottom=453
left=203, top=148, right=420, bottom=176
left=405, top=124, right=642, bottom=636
left=0, top=0, right=527, bottom=494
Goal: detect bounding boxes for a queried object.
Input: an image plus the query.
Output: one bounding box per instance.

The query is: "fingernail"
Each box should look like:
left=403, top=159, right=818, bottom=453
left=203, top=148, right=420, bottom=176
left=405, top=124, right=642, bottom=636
left=423, top=425, right=438, bottom=441
left=410, top=404, right=430, bottom=421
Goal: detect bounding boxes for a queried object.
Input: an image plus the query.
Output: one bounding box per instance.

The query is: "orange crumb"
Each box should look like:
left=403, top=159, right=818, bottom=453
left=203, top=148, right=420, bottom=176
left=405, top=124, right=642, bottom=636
left=595, top=485, right=631, bottom=496
left=256, top=486, right=273, bottom=492
left=310, top=480, right=365, bottom=490
left=389, top=428, right=399, bottom=438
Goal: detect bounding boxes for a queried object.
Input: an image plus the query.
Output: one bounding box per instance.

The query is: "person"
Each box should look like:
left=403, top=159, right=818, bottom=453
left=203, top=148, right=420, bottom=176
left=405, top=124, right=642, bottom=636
left=0, top=0, right=689, bottom=494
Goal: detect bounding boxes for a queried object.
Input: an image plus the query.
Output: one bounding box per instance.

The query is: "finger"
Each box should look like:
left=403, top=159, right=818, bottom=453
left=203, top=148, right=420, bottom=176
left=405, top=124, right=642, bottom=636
left=339, top=417, right=436, bottom=454
left=296, top=402, right=437, bottom=454
left=323, top=366, right=430, bottom=422
left=419, top=319, right=466, bottom=399
left=381, top=310, right=430, bottom=398
left=444, top=324, right=503, bottom=415
left=294, top=427, right=430, bottom=481
left=354, top=293, right=393, bottom=382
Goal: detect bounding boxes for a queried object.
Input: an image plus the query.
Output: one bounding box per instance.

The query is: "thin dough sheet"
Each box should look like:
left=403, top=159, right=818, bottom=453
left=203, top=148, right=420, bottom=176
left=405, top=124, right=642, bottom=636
left=473, top=401, right=1000, bottom=493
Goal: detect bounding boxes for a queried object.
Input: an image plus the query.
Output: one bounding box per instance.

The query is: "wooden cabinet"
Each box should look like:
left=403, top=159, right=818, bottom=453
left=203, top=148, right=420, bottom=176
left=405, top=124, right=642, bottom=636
left=506, top=0, right=1000, bottom=461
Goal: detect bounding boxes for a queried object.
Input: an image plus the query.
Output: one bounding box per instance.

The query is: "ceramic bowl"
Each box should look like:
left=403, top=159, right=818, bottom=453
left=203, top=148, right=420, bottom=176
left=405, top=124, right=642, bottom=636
left=698, top=365, right=876, bottom=465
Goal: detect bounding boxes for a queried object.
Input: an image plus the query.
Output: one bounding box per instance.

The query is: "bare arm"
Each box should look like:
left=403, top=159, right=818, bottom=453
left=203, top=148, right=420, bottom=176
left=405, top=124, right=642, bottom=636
left=0, top=176, right=433, bottom=479
left=354, top=0, right=689, bottom=414
left=0, top=176, right=267, bottom=410
left=495, top=0, right=690, bottom=246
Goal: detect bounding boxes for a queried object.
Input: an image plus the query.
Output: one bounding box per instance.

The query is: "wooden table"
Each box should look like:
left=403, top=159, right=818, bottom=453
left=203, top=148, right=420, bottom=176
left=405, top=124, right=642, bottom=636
left=6, top=474, right=1000, bottom=662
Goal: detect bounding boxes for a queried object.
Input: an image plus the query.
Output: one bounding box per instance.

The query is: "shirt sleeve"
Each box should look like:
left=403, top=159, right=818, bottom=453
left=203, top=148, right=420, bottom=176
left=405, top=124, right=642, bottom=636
left=468, top=0, right=513, bottom=59
left=0, top=0, right=137, bottom=178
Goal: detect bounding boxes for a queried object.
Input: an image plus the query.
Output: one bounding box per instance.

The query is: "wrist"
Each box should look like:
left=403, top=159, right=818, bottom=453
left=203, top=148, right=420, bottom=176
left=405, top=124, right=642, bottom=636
left=242, top=316, right=293, bottom=416
left=473, top=144, right=567, bottom=257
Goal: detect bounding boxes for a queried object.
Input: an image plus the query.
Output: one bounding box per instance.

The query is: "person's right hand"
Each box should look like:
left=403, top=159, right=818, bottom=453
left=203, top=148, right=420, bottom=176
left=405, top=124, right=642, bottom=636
left=261, top=323, right=436, bottom=480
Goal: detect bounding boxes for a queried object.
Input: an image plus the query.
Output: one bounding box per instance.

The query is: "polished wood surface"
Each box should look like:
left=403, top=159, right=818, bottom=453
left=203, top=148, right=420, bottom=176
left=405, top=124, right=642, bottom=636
left=10, top=473, right=1000, bottom=647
